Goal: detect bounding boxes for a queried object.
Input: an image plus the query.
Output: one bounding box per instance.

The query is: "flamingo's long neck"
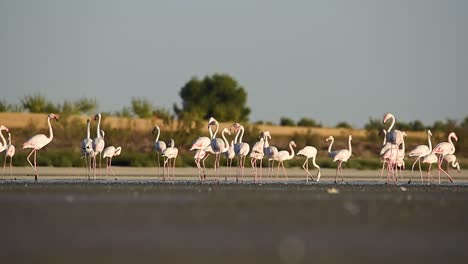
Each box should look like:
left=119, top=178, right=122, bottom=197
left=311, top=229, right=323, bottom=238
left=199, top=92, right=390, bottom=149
left=327, top=137, right=334, bottom=153
left=213, top=123, right=219, bottom=139
left=239, top=126, right=245, bottom=143
left=288, top=142, right=295, bottom=159
left=155, top=127, right=160, bottom=142
left=448, top=133, right=455, bottom=148
left=221, top=130, right=229, bottom=151
left=348, top=136, right=352, bottom=154
left=263, top=136, right=270, bottom=148
left=86, top=120, right=91, bottom=139
left=388, top=115, right=395, bottom=132
left=427, top=132, right=432, bottom=152
left=170, top=139, right=174, bottom=148
left=47, top=116, right=54, bottom=140
left=8, top=133, right=11, bottom=145
left=96, top=114, right=101, bottom=139
left=400, top=136, right=405, bottom=153
left=382, top=130, right=387, bottom=146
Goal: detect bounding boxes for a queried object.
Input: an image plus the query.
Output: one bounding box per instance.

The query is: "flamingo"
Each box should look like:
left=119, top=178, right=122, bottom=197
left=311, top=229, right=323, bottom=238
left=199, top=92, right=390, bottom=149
left=382, top=113, right=404, bottom=174
left=0, top=125, right=8, bottom=153
left=208, top=118, right=230, bottom=180
left=194, top=145, right=215, bottom=180
left=422, top=153, right=438, bottom=183
left=224, top=140, right=235, bottom=178
left=444, top=154, right=461, bottom=174
left=92, top=113, right=105, bottom=179
left=383, top=132, right=407, bottom=183
left=297, top=145, right=321, bottom=182
left=81, top=119, right=94, bottom=179
left=275, top=140, right=297, bottom=180
left=3, top=132, right=15, bottom=177
left=250, top=134, right=265, bottom=182
left=231, top=123, right=250, bottom=182
left=432, top=132, right=458, bottom=183
left=152, top=125, right=166, bottom=176
left=263, top=131, right=278, bottom=178
left=102, top=146, right=122, bottom=180
left=408, top=130, right=433, bottom=183
left=22, top=113, right=59, bottom=180
left=326, top=135, right=352, bottom=183
left=162, top=138, right=178, bottom=180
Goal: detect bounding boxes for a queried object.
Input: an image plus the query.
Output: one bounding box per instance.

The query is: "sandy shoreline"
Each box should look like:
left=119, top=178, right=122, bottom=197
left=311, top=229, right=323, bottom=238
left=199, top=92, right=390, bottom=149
left=2, top=166, right=467, bottom=183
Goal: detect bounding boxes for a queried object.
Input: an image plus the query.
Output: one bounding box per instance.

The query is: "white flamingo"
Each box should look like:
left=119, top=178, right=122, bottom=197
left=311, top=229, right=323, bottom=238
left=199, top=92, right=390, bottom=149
left=422, top=153, right=438, bottom=182
left=102, top=146, right=122, bottom=180
left=3, top=132, right=15, bottom=177
left=208, top=118, right=230, bottom=180
left=232, top=123, right=250, bottom=182
left=432, top=132, right=458, bottom=183
left=22, top=113, right=59, bottom=180
left=275, top=140, right=297, bottom=180
left=194, top=145, right=215, bottom=180
left=382, top=113, right=404, bottom=174
left=326, top=135, right=352, bottom=183
left=152, top=125, right=166, bottom=176
left=81, top=119, right=94, bottom=179
left=382, top=132, right=407, bottom=183
left=408, top=130, right=432, bottom=183
left=444, top=154, right=461, bottom=174
left=250, top=134, right=265, bottom=182
left=162, top=138, right=178, bottom=180
left=225, top=140, right=235, bottom=178
left=297, top=145, right=321, bottom=182
left=92, top=113, right=105, bottom=179
left=0, top=125, right=8, bottom=154
left=263, top=131, right=278, bottom=178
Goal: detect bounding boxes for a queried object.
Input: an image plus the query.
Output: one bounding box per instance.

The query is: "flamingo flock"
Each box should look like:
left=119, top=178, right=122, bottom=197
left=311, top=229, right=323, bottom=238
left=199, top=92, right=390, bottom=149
left=0, top=112, right=463, bottom=184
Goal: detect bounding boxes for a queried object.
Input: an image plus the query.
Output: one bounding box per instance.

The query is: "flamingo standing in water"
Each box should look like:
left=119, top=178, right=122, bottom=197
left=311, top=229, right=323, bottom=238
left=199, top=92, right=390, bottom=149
left=422, top=153, right=438, bottom=182
left=250, top=134, right=265, bottom=182
left=382, top=113, right=404, bottom=173
left=297, top=145, right=321, bottom=182
left=22, top=113, right=59, bottom=180
left=444, top=154, right=461, bottom=174
left=102, top=146, right=122, bottom=180
left=92, top=113, right=105, bottom=179
left=432, top=132, right=458, bottom=183
left=263, top=131, right=278, bottom=178
left=408, top=130, right=432, bottom=183
left=194, top=145, right=215, bottom=180
left=208, top=118, right=230, bottom=180
left=152, top=125, right=166, bottom=177
left=3, top=132, right=15, bottom=177
left=326, top=135, right=352, bottom=183
left=225, top=140, right=235, bottom=179
left=275, top=140, right=297, bottom=180
left=81, top=119, right=94, bottom=179
left=382, top=132, right=407, bottom=183
left=232, top=123, right=250, bottom=182
left=162, top=139, right=178, bottom=180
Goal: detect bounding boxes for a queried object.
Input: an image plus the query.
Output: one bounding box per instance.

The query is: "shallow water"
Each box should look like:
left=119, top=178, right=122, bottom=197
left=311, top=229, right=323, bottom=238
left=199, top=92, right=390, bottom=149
left=1, top=180, right=468, bottom=264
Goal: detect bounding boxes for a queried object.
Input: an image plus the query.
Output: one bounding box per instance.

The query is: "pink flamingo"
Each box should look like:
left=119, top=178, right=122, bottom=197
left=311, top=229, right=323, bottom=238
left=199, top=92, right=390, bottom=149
left=92, top=113, right=105, bottom=179
left=22, top=113, right=59, bottom=180
left=432, top=132, right=458, bottom=183
left=232, top=123, right=250, bottom=182
left=224, top=140, right=235, bottom=179
left=102, top=146, right=122, bottom=180
left=444, top=154, right=461, bottom=174
left=250, top=134, right=265, bottom=182
left=3, top=132, right=15, bottom=177
left=162, top=139, right=178, bottom=180
left=408, top=130, right=432, bottom=183
left=382, top=132, right=407, bottom=183
left=275, top=140, right=297, bottom=180
left=326, top=135, right=352, bottom=183
left=297, top=145, right=321, bottom=182
left=263, top=131, right=278, bottom=178
left=194, top=145, right=215, bottom=180
left=208, top=118, right=230, bottom=180
left=152, top=125, right=167, bottom=177
left=81, top=119, right=94, bottom=179
left=0, top=125, right=8, bottom=153
left=422, top=153, right=438, bottom=183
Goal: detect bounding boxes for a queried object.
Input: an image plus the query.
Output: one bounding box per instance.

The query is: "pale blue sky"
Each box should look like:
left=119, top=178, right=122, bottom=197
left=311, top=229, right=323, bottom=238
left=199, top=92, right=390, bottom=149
left=1, top=0, right=467, bottom=127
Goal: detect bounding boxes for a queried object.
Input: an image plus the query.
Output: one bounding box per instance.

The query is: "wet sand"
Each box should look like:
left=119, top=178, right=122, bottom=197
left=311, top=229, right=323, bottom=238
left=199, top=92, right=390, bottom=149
left=1, top=167, right=468, bottom=264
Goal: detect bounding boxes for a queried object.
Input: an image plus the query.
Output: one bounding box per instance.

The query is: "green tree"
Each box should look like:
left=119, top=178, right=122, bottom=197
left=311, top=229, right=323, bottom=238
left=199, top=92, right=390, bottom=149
left=131, top=97, right=153, bottom=118
left=297, top=117, right=321, bottom=127
left=336, top=121, right=352, bottom=129
left=364, top=117, right=381, bottom=131
left=280, top=117, right=295, bottom=126
left=174, top=74, right=250, bottom=122
left=21, top=94, right=59, bottom=113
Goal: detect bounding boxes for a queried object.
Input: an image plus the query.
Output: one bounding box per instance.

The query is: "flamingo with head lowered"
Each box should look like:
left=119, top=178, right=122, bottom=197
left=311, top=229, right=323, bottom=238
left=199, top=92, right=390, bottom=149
left=326, top=135, right=352, bottom=183
left=297, top=145, right=321, bottom=182
left=22, top=113, right=59, bottom=180
left=102, top=146, right=122, bottom=180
